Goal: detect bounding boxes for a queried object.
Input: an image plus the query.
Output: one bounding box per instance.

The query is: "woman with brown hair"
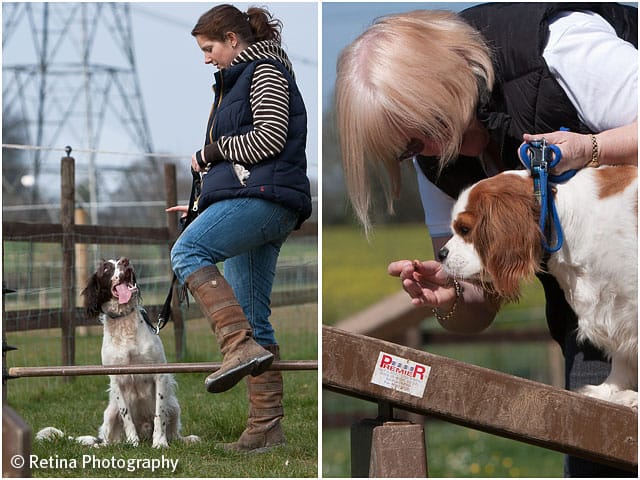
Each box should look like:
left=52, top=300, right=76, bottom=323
left=335, top=4, right=637, bottom=476
left=169, top=3, right=311, bottom=453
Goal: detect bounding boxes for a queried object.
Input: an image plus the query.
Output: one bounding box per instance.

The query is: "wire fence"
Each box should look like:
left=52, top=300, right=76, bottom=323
left=3, top=150, right=317, bottom=397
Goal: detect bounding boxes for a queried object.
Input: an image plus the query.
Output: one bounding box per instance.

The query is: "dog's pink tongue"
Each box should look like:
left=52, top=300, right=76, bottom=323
left=115, top=283, right=132, bottom=304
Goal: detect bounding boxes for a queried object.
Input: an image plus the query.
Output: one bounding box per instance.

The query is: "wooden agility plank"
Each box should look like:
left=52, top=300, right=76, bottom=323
left=322, top=325, right=637, bottom=472
left=8, top=360, right=317, bottom=378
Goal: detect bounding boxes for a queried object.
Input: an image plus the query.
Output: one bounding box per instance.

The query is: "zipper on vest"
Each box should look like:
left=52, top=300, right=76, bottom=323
left=191, top=74, right=225, bottom=214
left=208, top=73, right=224, bottom=144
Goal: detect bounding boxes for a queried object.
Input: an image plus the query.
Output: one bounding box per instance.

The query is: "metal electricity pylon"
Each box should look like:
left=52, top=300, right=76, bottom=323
left=2, top=2, right=155, bottom=223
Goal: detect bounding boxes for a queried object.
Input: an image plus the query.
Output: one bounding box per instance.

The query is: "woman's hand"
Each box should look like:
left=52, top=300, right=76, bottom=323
left=523, top=121, right=638, bottom=173
left=388, top=259, right=457, bottom=309
left=191, top=153, right=203, bottom=173
left=166, top=205, right=189, bottom=219
left=521, top=130, right=591, bottom=174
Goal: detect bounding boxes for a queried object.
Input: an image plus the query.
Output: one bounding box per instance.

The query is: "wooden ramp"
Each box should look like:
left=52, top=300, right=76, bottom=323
left=322, top=325, right=637, bottom=473
left=336, top=291, right=430, bottom=340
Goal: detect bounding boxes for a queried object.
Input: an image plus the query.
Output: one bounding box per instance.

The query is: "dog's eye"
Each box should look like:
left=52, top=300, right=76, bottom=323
left=453, top=216, right=474, bottom=238
left=454, top=223, right=471, bottom=236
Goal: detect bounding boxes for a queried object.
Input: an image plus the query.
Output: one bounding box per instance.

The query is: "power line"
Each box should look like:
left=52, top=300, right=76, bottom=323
left=2, top=143, right=188, bottom=159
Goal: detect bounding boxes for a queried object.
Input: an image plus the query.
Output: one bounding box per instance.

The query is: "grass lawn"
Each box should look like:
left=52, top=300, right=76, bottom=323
left=322, top=224, right=563, bottom=477
left=6, top=307, right=318, bottom=478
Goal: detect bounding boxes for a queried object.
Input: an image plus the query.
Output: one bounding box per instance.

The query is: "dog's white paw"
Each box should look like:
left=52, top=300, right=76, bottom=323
left=578, top=383, right=612, bottom=401
left=182, top=435, right=201, bottom=444
left=610, top=390, right=638, bottom=410
left=152, top=438, right=169, bottom=449
left=36, top=427, right=65, bottom=441
left=75, top=435, right=102, bottom=447
left=578, top=383, right=638, bottom=409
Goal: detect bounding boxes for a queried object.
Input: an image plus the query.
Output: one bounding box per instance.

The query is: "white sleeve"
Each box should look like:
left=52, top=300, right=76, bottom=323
left=543, top=11, right=638, bottom=132
left=413, top=158, right=454, bottom=238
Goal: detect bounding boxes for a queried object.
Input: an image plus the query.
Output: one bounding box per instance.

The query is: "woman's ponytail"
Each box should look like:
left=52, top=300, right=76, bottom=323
left=246, top=7, right=282, bottom=44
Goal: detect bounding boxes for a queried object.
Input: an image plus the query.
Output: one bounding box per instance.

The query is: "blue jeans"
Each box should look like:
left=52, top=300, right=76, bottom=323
left=171, top=198, right=298, bottom=346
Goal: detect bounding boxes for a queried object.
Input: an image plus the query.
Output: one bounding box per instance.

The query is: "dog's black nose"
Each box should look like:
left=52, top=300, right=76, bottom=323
left=437, top=247, right=449, bottom=262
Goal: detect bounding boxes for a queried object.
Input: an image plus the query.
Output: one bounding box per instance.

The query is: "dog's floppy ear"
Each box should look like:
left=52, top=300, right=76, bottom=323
left=81, top=259, right=113, bottom=320
left=474, top=178, right=542, bottom=301
left=81, top=273, right=102, bottom=319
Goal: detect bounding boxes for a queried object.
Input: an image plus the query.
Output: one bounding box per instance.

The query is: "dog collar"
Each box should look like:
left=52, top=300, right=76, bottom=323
left=102, top=305, right=162, bottom=335
left=101, top=304, right=136, bottom=319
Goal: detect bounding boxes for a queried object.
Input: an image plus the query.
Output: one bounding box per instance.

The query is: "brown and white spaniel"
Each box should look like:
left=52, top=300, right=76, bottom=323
left=438, top=166, right=637, bottom=408
left=39, top=258, right=199, bottom=447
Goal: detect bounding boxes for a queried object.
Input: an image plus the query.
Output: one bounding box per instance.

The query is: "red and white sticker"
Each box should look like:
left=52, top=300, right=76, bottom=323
left=370, top=351, right=431, bottom=398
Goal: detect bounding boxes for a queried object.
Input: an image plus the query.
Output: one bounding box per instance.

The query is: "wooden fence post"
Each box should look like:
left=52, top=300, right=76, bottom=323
left=2, top=405, right=31, bottom=478
left=3, top=283, right=31, bottom=477
left=370, top=421, right=428, bottom=477
left=75, top=207, right=89, bottom=336
left=61, top=156, right=76, bottom=368
left=164, top=163, right=185, bottom=360
left=351, top=402, right=428, bottom=478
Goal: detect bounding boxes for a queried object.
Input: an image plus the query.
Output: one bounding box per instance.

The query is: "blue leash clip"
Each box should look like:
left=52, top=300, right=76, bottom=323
left=519, top=136, right=576, bottom=253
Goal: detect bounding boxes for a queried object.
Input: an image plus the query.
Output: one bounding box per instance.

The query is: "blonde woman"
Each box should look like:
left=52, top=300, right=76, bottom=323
left=335, top=3, right=637, bottom=477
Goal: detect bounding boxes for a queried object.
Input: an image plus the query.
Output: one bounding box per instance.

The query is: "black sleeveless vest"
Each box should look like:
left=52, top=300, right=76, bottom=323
left=417, top=3, right=637, bottom=348
left=199, top=59, right=312, bottom=229
left=418, top=2, right=637, bottom=199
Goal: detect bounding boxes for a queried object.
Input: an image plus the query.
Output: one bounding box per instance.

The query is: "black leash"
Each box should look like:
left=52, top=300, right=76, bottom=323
left=155, top=168, right=202, bottom=334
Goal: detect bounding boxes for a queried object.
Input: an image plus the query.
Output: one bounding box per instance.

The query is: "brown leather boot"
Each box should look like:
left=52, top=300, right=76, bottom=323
left=224, top=344, right=286, bottom=453
left=185, top=265, right=273, bottom=393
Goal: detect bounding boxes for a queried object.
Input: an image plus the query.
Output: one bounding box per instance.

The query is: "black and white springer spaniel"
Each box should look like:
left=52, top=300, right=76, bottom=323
left=38, top=258, right=199, bottom=447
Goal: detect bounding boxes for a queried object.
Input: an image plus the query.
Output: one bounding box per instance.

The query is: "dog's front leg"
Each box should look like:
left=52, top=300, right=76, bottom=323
left=111, top=378, right=140, bottom=446
left=152, top=374, right=171, bottom=448
left=579, top=353, right=638, bottom=409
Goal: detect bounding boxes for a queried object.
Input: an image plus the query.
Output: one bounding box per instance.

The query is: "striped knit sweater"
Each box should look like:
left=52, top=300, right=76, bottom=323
left=197, top=41, right=293, bottom=167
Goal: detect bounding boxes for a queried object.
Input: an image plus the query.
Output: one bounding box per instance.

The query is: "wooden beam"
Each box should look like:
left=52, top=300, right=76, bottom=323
left=293, top=221, right=317, bottom=236
left=4, top=306, right=157, bottom=332
left=423, top=327, right=551, bottom=345
left=8, top=360, right=317, bottom=378
left=271, top=287, right=316, bottom=307
left=322, top=326, right=637, bottom=472
left=2, top=221, right=171, bottom=244
left=336, top=291, right=431, bottom=340
left=2, top=221, right=316, bottom=243
left=4, top=288, right=317, bottom=332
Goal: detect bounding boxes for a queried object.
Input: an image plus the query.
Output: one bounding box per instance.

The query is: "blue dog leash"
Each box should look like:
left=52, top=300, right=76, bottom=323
left=518, top=132, right=577, bottom=253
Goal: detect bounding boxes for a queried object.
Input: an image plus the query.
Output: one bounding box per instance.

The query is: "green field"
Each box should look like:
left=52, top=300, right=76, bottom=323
left=322, top=224, right=563, bottom=477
